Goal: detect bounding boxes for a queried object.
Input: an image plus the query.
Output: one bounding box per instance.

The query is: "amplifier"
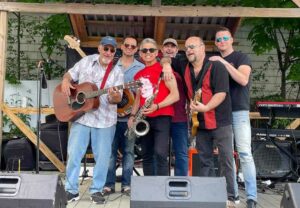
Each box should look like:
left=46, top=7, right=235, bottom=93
left=252, top=139, right=293, bottom=178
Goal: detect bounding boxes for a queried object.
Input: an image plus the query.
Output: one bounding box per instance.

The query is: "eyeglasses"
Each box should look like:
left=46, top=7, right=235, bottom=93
left=215, top=36, right=231, bottom=43
left=140, top=48, right=157, bottom=53
left=103, top=46, right=116, bottom=53
left=124, top=43, right=137, bottom=49
left=185, top=44, right=202, bottom=51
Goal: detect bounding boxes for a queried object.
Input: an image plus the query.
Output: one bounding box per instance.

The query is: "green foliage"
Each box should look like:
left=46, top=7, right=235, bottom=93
left=7, top=13, right=71, bottom=83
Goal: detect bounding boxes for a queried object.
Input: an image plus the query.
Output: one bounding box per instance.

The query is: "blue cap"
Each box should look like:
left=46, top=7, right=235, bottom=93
left=100, top=36, right=117, bottom=48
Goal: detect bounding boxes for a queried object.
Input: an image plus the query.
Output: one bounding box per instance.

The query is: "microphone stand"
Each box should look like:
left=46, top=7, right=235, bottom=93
left=36, top=60, right=47, bottom=174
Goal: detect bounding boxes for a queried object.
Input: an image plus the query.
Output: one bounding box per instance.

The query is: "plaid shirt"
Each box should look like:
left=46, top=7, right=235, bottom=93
left=68, top=54, right=124, bottom=128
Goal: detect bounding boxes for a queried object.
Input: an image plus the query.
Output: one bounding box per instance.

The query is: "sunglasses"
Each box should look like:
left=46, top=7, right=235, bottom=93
left=124, top=43, right=137, bottom=49
left=140, top=48, right=157, bottom=53
left=216, top=36, right=231, bottom=43
left=185, top=44, right=202, bottom=51
left=103, top=46, right=116, bottom=53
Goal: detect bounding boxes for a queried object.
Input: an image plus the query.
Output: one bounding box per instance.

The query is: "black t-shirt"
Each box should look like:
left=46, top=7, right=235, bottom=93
left=222, top=51, right=251, bottom=111
left=171, top=56, right=232, bottom=129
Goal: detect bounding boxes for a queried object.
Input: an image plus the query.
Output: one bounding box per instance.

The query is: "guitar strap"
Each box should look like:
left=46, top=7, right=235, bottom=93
left=185, top=61, right=212, bottom=99
left=100, top=59, right=117, bottom=89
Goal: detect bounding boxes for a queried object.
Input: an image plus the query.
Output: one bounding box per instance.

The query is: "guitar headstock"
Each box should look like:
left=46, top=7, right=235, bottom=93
left=64, top=35, right=80, bottom=50
left=125, top=80, right=143, bottom=90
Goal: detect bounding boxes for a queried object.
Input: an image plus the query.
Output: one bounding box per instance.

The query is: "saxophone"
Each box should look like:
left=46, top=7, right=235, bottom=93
left=125, top=91, right=158, bottom=140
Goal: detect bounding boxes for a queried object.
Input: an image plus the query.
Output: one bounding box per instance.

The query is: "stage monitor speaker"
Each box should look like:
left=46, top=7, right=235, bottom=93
left=0, top=173, right=66, bottom=208
left=131, top=176, right=227, bottom=208
left=252, top=139, right=293, bottom=178
left=280, top=183, right=300, bottom=208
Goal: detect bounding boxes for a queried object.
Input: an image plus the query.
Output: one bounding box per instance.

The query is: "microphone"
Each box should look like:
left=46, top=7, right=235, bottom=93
left=37, top=60, right=48, bottom=89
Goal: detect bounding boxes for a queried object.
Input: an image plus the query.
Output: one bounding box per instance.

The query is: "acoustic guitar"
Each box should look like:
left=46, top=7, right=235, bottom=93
left=191, top=89, right=202, bottom=137
left=64, top=35, right=135, bottom=117
left=53, top=80, right=142, bottom=122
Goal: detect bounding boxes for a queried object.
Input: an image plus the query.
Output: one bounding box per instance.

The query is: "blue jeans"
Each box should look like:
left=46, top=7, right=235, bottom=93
left=105, top=121, right=135, bottom=189
left=65, top=122, right=116, bottom=194
left=171, top=122, right=188, bottom=176
left=232, top=111, right=257, bottom=201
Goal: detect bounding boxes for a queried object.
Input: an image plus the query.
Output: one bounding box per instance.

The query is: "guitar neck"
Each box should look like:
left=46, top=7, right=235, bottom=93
left=77, top=49, right=86, bottom=58
left=86, top=84, right=127, bottom=99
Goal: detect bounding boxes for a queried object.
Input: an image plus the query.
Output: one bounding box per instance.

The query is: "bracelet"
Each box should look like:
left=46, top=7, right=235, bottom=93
left=156, top=104, right=159, bottom=110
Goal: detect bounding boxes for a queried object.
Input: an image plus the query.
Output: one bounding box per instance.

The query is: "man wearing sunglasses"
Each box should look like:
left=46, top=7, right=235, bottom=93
left=103, top=37, right=144, bottom=196
left=61, top=36, right=124, bottom=204
left=161, top=38, right=189, bottom=176
left=161, top=36, right=235, bottom=208
left=209, top=27, right=257, bottom=208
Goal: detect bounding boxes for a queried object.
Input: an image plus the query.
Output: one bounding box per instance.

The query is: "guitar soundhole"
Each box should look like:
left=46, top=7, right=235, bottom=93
left=117, top=93, right=129, bottom=108
left=76, top=92, right=86, bottom=104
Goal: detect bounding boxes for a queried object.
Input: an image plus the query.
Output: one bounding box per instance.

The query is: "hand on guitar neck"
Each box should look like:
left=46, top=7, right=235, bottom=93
left=190, top=89, right=202, bottom=137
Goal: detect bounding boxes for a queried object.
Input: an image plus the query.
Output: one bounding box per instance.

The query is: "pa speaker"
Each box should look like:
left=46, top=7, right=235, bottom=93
left=280, top=183, right=300, bottom=208
left=0, top=173, right=66, bottom=208
left=252, top=139, right=293, bottom=178
left=131, top=176, right=227, bottom=208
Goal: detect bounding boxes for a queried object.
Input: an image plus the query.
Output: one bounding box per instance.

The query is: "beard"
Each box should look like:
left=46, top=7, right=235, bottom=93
left=100, top=56, right=112, bottom=66
left=187, top=54, right=196, bottom=63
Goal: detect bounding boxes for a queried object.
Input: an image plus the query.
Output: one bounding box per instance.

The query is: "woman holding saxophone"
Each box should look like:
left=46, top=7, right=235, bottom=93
left=128, top=38, right=179, bottom=176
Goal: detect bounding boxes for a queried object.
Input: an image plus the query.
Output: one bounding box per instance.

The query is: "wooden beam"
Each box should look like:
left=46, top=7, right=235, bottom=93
left=70, top=14, right=88, bottom=42
left=0, top=11, right=8, bottom=167
left=154, top=16, right=166, bottom=45
left=292, top=0, right=300, bottom=7
left=1, top=3, right=300, bottom=18
left=1, top=103, right=65, bottom=172
left=286, top=118, right=300, bottom=129
left=6, top=107, right=54, bottom=114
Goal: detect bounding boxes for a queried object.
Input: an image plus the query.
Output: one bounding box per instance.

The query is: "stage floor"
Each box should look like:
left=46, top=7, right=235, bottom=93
left=66, top=174, right=284, bottom=208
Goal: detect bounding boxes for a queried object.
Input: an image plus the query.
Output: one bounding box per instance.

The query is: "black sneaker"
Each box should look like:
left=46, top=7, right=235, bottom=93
left=91, top=192, right=105, bottom=204
left=247, top=199, right=257, bottom=208
left=66, top=191, right=79, bottom=203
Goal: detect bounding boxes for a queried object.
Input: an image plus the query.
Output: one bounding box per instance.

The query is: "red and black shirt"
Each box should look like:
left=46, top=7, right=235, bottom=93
left=171, top=56, right=232, bottom=129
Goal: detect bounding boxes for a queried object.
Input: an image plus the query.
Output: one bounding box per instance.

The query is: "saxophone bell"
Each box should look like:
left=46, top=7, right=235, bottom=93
left=134, top=119, right=150, bottom=137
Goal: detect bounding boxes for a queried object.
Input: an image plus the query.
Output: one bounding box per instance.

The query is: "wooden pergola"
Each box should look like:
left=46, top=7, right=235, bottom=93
left=0, top=0, right=300, bottom=172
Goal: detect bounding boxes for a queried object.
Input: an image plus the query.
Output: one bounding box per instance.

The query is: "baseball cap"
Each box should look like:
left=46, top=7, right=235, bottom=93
left=100, top=36, right=117, bottom=48
left=163, top=38, right=178, bottom=47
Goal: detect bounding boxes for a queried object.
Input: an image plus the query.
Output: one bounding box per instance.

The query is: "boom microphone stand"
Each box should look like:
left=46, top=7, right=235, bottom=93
left=36, top=60, right=48, bottom=174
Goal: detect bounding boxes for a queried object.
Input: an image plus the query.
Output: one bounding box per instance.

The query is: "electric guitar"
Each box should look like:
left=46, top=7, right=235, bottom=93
left=191, top=89, right=202, bottom=137
left=53, top=80, right=142, bottom=122
left=64, top=35, right=135, bottom=117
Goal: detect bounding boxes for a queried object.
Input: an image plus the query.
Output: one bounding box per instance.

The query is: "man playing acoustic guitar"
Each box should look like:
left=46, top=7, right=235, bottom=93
left=61, top=36, right=123, bottom=204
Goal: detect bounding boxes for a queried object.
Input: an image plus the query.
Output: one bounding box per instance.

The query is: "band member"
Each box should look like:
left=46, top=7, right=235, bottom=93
left=209, top=27, right=257, bottom=208
left=162, top=36, right=236, bottom=207
left=128, top=38, right=179, bottom=176
left=62, top=36, right=123, bottom=204
left=103, top=37, right=144, bottom=196
left=161, top=38, right=189, bottom=176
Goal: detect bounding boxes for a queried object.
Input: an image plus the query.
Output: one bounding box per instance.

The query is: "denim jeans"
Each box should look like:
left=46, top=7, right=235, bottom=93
left=232, top=110, right=257, bottom=201
left=105, top=121, right=135, bottom=189
left=65, top=122, right=116, bottom=194
left=171, top=122, right=188, bottom=176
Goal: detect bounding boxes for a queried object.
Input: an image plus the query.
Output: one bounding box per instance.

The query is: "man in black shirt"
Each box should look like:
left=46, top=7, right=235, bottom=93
left=162, top=36, right=235, bottom=207
left=209, top=27, right=257, bottom=208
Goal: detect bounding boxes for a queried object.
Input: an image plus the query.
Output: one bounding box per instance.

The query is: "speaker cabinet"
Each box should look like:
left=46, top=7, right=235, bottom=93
left=0, top=173, right=66, bottom=208
left=252, top=139, right=293, bottom=178
left=39, top=120, right=68, bottom=170
left=280, top=183, right=300, bottom=208
left=131, top=176, right=227, bottom=208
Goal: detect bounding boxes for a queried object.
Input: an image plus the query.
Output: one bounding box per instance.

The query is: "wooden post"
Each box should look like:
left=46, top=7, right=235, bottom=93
left=154, top=16, right=166, bottom=46
left=0, top=11, right=8, bottom=168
